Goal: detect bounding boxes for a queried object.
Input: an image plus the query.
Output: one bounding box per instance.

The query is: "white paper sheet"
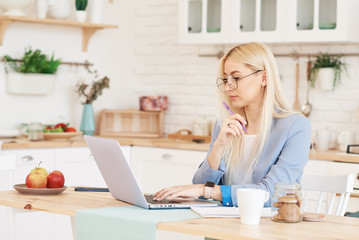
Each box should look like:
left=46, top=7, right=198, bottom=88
left=191, top=206, right=272, bottom=218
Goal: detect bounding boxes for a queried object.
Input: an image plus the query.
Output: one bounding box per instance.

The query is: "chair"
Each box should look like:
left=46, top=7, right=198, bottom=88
left=301, top=174, right=355, bottom=216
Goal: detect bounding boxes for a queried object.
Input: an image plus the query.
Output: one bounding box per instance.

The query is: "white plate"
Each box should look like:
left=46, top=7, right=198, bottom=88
left=0, top=129, right=20, bottom=138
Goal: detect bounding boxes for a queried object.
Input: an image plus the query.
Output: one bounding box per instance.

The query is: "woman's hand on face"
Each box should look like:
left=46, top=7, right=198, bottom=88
left=216, top=114, right=247, bottom=146
left=153, top=184, right=204, bottom=201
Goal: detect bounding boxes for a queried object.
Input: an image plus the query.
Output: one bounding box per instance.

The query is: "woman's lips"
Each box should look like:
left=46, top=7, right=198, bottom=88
left=229, top=96, right=238, bottom=100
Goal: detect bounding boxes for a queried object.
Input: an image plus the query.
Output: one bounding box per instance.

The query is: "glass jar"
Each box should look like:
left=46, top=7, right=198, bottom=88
left=271, top=182, right=303, bottom=223
left=28, top=122, right=43, bottom=141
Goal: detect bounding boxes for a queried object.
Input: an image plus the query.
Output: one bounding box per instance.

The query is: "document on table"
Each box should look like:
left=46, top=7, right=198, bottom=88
left=191, top=206, right=272, bottom=218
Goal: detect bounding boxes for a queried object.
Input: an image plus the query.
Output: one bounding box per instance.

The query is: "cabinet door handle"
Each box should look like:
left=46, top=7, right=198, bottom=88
left=357, top=173, right=359, bottom=180
left=162, top=153, right=173, bottom=160
left=21, top=155, right=34, bottom=162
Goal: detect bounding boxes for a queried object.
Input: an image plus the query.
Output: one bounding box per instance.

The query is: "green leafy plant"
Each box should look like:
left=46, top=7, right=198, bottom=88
left=308, top=53, right=347, bottom=89
left=75, top=0, right=88, bottom=11
left=3, top=48, right=61, bottom=74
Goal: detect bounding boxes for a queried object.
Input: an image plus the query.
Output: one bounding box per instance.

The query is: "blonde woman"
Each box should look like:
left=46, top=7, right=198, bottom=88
left=154, top=42, right=311, bottom=207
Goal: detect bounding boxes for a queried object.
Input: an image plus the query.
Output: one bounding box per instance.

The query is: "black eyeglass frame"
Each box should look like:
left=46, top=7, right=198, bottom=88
left=216, top=70, right=263, bottom=92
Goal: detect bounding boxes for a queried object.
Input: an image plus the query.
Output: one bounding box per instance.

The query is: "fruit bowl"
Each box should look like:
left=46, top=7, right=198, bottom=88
left=43, top=131, right=83, bottom=141
left=13, top=184, right=67, bottom=195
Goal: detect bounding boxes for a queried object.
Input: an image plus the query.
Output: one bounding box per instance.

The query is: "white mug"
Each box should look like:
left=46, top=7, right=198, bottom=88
left=316, top=129, right=331, bottom=151
left=337, top=131, right=355, bottom=151
left=237, top=188, right=269, bottom=225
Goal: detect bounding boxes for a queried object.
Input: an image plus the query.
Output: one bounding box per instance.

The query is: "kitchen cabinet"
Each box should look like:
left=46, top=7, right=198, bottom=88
left=1, top=148, right=56, bottom=240
left=55, top=146, right=131, bottom=188
left=178, top=0, right=230, bottom=43
left=131, top=146, right=206, bottom=193
left=286, top=0, right=359, bottom=42
left=179, top=0, right=359, bottom=44
left=0, top=16, right=118, bottom=52
left=6, top=148, right=56, bottom=185
left=55, top=147, right=106, bottom=188
left=0, top=154, right=16, bottom=240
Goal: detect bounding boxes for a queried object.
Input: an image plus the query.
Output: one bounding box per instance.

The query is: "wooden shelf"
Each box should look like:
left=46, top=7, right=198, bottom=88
left=0, top=16, right=118, bottom=51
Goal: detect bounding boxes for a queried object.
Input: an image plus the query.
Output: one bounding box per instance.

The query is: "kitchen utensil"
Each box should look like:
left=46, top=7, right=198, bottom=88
left=293, top=60, right=301, bottom=111
left=168, top=129, right=211, bottom=143
left=301, top=58, right=313, bottom=117
left=0, top=129, right=20, bottom=138
left=316, top=129, right=332, bottom=151
left=337, top=131, right=355, bottom=151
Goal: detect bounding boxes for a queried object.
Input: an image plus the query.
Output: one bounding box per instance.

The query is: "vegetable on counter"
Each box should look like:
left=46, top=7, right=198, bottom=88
left=43, top=123, right=77, bottom=132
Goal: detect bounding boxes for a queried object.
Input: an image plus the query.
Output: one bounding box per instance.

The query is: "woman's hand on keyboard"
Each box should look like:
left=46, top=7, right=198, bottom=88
left=153, top=184, right=205, bottom=201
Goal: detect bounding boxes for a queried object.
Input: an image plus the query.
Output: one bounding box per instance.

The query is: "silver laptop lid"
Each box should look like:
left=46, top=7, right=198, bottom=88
left=84, top=135, right=149, bottom=209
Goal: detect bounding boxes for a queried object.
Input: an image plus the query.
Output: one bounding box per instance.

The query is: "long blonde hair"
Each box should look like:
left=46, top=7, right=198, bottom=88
left=217, top=42, right=294, bottom=184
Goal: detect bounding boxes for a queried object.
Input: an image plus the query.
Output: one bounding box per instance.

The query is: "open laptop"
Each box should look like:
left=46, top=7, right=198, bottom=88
left=84, top=135, right=218, bottom=209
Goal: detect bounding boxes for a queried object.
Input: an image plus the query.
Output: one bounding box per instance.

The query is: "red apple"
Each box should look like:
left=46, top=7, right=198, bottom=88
left=47, top=170, right=65, bottom=188
left=26, top=172, right=47, bottom=188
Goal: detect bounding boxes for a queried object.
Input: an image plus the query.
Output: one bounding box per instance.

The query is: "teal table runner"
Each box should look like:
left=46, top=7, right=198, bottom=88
left=75, top=206, right=201, bottom=240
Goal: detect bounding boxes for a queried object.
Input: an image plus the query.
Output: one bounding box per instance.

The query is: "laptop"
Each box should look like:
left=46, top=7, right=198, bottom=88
left=84, top=135, right=218, bottom=209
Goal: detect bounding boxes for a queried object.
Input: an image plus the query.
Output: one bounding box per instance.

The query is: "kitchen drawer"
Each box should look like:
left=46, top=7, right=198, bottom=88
left=0, top=154, right=16, bottom=190
left=4, top=149, right=56, bottom=185
left=55, top=147, right=106, bottom=187
left=131, top=146, right=206, bottom=193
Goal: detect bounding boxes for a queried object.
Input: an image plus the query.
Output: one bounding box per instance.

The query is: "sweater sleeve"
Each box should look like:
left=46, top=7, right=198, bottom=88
left=192, top=121, right=226, bottom=184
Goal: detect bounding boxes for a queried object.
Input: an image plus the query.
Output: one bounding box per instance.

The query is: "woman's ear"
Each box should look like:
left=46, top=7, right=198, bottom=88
left=261, top=71, right=267, bottom=87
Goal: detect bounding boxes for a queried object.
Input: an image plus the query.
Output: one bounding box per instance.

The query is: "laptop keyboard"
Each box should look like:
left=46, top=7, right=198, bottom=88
left=145, top=195, right=168, bottom=204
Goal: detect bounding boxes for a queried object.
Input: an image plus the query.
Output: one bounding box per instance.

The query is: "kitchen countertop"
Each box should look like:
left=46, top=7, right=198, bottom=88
left=0, top=136, right=210, bottom=152
left=1, top=136, right=359, bottom=163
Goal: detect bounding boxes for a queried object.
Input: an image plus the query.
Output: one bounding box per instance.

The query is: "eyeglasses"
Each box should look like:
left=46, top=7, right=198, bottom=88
left=216, top=70, right=262, bottom=92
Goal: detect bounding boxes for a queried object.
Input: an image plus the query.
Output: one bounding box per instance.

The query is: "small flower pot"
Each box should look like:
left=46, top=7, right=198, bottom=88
left=76, top=10, right=87, bottom=22
left=316, top=67, right=335, bottom=91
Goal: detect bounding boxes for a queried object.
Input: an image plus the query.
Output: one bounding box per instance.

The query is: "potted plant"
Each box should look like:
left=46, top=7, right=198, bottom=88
left=308, top=53, right=347, bottom=91
left=76, top=67, right=110, bottom=135
left=3, top=47, right=61, bottom=95
left=75, top=0, right=88, bottom=22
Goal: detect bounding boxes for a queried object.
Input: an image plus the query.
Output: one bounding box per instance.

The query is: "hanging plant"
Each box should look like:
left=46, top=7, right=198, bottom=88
left=308, top=53, right=347, bottom=91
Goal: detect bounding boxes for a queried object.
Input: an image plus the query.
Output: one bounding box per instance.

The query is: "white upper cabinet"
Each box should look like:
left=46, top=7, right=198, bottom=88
left=178, top=0, right=230, bottom=43
left=179, top=0, right=359, bottom=44
left=286, top=0, right=359, bottom=42
left=229, top=0, right=286, bottom=43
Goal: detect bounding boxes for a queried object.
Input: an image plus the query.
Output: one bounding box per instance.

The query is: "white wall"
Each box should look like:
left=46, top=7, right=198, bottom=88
left=1, top=0, right=359, bottom=148
left=0, top=0, right=136, bottom=131
left=131, top=1, right=359, bottom=147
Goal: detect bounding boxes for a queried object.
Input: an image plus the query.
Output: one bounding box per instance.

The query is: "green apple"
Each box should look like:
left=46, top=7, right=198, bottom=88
left=30, top=161, right=48, bottom=177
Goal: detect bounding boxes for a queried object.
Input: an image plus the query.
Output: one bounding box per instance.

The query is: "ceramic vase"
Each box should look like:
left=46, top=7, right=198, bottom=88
left=80, top=104, right=95, bottom=136
left=88, top=0, right=104, bottom=24
left=35, top=0, right=48, bottom=18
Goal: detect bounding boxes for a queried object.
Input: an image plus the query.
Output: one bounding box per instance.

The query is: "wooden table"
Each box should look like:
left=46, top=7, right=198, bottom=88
left=1, top=189, right=359, bottom=240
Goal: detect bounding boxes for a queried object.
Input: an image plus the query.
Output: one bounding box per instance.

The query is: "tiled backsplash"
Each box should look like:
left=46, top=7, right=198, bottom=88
left=133, top=1, right=359, bottom=147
